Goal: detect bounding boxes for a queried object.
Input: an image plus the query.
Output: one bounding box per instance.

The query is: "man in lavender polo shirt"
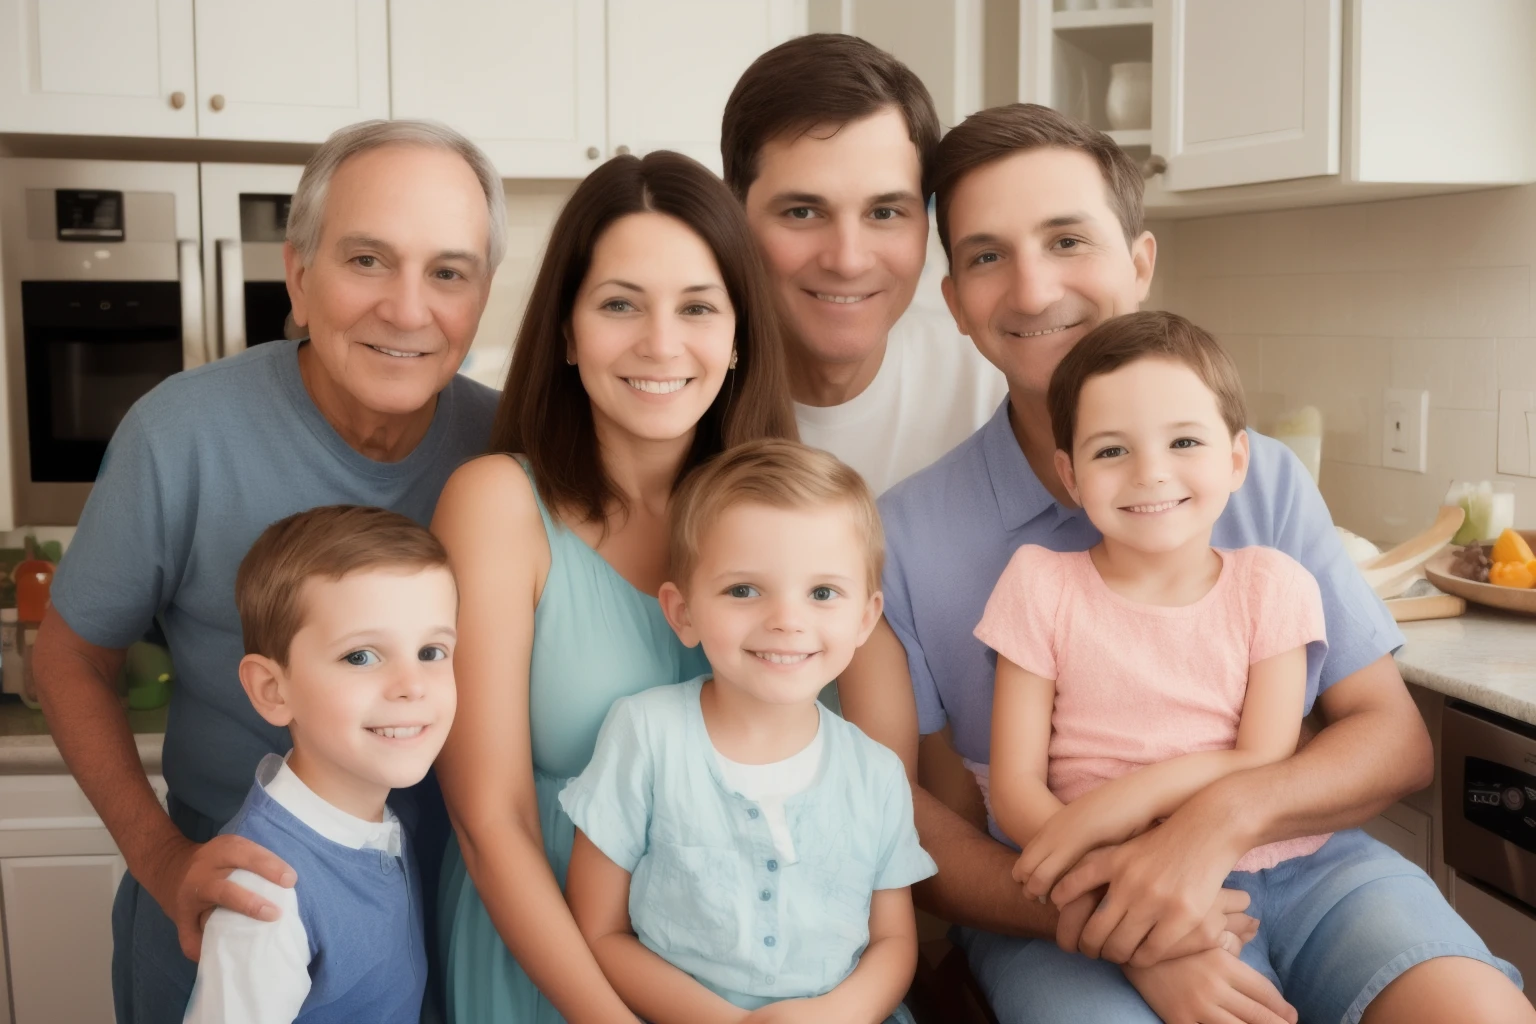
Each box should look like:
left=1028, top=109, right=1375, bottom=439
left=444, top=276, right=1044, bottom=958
left=838, top=104, right=1530, bottom=1024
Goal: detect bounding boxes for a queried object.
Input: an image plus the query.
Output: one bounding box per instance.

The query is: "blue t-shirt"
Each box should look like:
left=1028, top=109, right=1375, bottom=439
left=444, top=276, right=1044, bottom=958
left=558, top=677, right=936, bottom=1011
left=878, top=400, right=1405, bottom=767
left=51, top=340, right=499, bottom=824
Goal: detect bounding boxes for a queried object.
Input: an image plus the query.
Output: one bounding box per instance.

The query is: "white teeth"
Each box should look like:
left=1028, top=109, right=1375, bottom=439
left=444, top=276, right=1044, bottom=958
left=1009, top=324, right=1072, bottom=338
left=625, top=378, right=688, bottom=394
left=754, top=651, right=811, bottom=665
left=369, top=345, right=423, bottom=358
left=369, top=725, right=425, bottom=739
left=1124, top=500, right=1184, bottom=514
left=814, top=293, right=869, bottom=304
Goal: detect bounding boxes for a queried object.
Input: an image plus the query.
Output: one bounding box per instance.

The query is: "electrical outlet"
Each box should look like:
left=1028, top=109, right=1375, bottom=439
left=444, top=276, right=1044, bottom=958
left=1497, top=390, right=1536, bottom=477
left=1382, top=389, right=1428, bottom=473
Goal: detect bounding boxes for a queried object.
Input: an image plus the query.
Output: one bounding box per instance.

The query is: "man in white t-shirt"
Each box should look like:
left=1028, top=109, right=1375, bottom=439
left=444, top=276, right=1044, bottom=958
left=722, top=34, right=1007, bottom=495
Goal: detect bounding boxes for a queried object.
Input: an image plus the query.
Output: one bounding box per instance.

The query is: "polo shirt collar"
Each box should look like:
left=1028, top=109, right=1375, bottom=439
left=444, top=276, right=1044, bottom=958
left=980, top=399, right=1065, bottom=531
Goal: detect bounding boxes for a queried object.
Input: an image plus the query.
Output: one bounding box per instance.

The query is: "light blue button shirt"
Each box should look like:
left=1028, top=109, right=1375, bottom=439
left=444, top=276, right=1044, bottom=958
left=879, top=400, right=1406, bottom=766
left=559, top=677, right=937, bottom=1011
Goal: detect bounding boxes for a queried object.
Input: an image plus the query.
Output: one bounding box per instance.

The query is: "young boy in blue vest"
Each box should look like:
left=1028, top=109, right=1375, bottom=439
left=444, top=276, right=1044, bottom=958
left=183, top=504, right=459, bottom=1024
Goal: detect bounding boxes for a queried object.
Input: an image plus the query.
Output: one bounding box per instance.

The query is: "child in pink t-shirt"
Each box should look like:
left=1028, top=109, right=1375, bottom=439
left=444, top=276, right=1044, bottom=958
left=974, top=311, right=1329, bottom=957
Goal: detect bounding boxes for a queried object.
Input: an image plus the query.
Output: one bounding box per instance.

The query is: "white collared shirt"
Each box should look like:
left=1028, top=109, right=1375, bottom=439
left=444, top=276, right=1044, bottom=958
left=183, top=754, right=401, bottom=1024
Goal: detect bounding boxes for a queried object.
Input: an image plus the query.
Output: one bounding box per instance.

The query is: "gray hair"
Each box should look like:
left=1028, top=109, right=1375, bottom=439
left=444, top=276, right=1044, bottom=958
left=286, top=119, right=507, bottom=269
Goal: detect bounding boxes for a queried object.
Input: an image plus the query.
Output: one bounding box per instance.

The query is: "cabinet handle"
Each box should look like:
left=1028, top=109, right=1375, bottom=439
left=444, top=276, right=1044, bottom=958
left=1141, top=154, right=1167, bottom=178
left=210, top=94, right=226, bottom=112
left=169, top=91, right=186, bottom=110
left=615, top=145, right=631, bottom=156
left=586, top=146, right=599, bottom=160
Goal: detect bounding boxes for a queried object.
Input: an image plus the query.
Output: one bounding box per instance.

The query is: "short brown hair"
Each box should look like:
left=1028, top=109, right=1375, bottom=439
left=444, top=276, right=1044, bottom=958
left=492, top=151, right=797, bottom=526
left=721, top=33, right=942, bottom=199
left=236, top=505, right=451, bottom=666
left=1047, top=311, right=1248, bottom=455
left=929, top=103, right=1145, bottom=262
left=669, top=440, right=884, bottom=595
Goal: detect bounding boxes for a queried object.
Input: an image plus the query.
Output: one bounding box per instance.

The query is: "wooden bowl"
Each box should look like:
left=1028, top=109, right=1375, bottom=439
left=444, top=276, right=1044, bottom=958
left=1424, top=530, right=1536, bottom=616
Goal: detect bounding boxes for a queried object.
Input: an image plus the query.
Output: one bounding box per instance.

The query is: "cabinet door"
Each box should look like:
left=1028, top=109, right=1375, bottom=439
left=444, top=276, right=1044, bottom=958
left=390, top=0, right=606, bottom=178
left=0, top=0, right=197, bottom=137
left=193, top=0, right=389, bottom=142
left=1153, top=0, right=1340, bottom=191
left=2, top=855, right=125, bottom=1024
left=606, top=0, right=807, bottom=173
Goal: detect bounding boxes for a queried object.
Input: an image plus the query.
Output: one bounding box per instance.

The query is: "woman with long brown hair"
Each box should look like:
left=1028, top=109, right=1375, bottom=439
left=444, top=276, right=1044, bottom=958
left=431, top=151, right=795, bottom=1022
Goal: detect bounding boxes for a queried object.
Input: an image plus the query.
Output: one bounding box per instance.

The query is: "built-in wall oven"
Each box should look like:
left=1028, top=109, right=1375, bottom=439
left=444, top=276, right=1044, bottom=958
left=0, top=159, right=302, bottom=525
left=1442, top=700, right=1536, bottom=1006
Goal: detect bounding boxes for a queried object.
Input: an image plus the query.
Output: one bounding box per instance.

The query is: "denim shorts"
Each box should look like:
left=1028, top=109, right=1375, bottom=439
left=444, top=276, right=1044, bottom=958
left=957, top=829, right=1522, bottom=1024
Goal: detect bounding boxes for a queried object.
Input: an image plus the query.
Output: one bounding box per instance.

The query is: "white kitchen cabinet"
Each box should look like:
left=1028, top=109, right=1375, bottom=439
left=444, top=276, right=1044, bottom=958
left=605, top=0, right=806, bottom=172
left=390, top=0, right=607, bottom=178
left=0, top=0, right=198, bottom=137
left=1020, top=0, right=1536, bottom=216
left=389, top=0, right=806, bottom=178
left=0, top=773, right=167, bottom=1024
left=193, top=0, right=390, bottom=142
left=1361, top=800, right=1431, bottom=873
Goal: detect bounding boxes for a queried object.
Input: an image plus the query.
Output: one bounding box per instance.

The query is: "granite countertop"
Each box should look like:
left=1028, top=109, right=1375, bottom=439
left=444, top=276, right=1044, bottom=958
left=1396, top=607, right=1536, bottom=726
left=0, top=699, right=165, bottom=774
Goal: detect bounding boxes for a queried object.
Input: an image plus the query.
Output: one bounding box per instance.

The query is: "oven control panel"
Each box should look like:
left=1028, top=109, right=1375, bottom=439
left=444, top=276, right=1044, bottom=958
left=1463, top=757, right=1536, bottom=853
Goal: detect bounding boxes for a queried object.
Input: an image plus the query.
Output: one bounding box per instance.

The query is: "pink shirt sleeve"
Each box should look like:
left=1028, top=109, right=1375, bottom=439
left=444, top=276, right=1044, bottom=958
left=974, top=545, right=1066, bottom=680
left=1246, top=548, right=1328, bottom=665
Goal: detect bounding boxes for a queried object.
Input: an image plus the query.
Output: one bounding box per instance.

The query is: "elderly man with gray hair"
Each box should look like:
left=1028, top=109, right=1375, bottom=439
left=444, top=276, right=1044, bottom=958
left=33, top=119, right=505, bottom=1023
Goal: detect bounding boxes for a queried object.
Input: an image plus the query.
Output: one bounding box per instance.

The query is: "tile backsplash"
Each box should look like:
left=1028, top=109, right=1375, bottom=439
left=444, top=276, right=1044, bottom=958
left=1152, top=186, right=1536, bottom=544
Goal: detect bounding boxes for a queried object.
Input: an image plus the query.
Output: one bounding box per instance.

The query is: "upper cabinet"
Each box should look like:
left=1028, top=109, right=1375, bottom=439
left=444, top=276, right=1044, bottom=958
left=0, top=0, right=388, bottom=142
left=0, top=0, right=198, bottom=137
left=193, top=0, right=389, bottom=141
left=1021, top=0, right=1536, bottom=216
left=390, top=0, right=807, bottom=178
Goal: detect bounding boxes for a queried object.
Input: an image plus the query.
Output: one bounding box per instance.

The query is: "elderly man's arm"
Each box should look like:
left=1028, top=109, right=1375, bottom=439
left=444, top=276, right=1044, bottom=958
left=35, top=610, right=294, bottom=962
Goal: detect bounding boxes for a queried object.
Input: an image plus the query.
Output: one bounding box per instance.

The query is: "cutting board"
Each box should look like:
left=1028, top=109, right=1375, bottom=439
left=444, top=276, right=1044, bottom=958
left=1385, top=592, right=1465, bottom=622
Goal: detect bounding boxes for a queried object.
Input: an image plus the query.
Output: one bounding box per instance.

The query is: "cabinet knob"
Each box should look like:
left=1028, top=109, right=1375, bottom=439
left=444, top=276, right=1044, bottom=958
left=1141, top=154, right=1168, bottom=178
left=210, top=94, right=226, bottom=112
left=586, top=146, right=600, bottom=160
left=615, top=145, right=631, bottom=156
left=169, top=91, right=186, bottom=110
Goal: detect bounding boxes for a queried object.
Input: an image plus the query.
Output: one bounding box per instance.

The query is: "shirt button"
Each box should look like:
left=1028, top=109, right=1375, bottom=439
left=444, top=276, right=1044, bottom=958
left=765, top=975, right=775, bottom=985
left=766, top=859, right=778, bottom=871
left=764, top=935, right=776, bottom=947
left=748, top=808, right=759, bottom=819
left=760, top=889, right=772, bottom=901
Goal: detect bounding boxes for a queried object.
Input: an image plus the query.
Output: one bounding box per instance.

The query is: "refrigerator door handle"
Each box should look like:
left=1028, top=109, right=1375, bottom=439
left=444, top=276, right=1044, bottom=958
left=178, top=239, right=210, bottom=369
left=217, top=238, right=246, bottom=359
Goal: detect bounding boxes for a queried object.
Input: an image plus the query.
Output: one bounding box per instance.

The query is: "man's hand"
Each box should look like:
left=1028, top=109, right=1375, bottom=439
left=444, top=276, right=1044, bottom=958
left=1051, top=811, right=1244, bottom=967
left=1013, top=791, right=1142, bottom=899
left=1057, top=885, right=1256, bottom=965
left=148, top=834, right=296, bottom=961
left=1124, top=948, right=1297, bottom=1024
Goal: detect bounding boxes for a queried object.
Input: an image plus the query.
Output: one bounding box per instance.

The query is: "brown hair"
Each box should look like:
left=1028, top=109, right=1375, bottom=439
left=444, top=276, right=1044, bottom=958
left=1047, top=311, right=1248, bottom=455
left=721, top=33, right=942, bottom=200
left=669, top=439, right=883, bottom=594
left=236, top=505, right=451, bottom=666
left=929, top=103, right=1146, bottom=261
left=491, top=151, right=797, bottom=525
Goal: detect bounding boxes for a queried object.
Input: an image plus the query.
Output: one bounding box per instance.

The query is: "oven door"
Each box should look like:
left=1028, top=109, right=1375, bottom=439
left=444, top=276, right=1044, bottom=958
left=200, top=164, right=304, bottom=357
left=22, top=281, right=185, bottom=484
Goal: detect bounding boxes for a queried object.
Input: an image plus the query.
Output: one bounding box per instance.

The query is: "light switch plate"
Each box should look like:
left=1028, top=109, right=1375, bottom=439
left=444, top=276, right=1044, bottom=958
left=1382, top=389, right=1428, bottom=473
left=1497, top=390, right=1535, bottom=477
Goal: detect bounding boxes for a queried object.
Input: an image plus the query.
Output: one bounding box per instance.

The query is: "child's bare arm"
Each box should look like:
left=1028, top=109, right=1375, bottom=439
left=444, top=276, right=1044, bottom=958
left=742, top=887, right=918, bottom=1024
left=988, top=655, right=1065, bottom=848
left=1016, top=645, right=1309, bottom=899
left=566, top=830, right=745, bottom=1024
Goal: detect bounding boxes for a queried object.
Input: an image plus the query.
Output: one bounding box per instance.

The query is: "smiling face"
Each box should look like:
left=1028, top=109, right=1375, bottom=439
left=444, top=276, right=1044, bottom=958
left=1055, top=357, right=1249, bottom=556
left=661, top=501, right=882, bottom=709
left=568, top=212, right=736, bottom=446
left=285, top=144, right=493, bottom=419
left=941, top=147, right=1155, bottom=398
left=743, top=107, right=927, bottom=374
left=261, top=566, right=458, bottom=820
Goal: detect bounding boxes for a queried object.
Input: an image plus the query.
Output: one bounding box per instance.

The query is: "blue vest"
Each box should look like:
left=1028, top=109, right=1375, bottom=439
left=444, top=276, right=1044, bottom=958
left=221, top=781, right=426, bottom=1023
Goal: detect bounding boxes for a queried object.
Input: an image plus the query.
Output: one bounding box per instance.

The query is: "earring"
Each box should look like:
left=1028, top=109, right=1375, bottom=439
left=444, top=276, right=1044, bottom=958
left=565, top=354, right=575, bottom=366
left=728, top=349, right=738, bottom=370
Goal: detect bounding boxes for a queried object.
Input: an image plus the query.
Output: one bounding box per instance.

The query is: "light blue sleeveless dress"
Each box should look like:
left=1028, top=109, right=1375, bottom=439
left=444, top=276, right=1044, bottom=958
left=439, top=458, right=709, bottom=1023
